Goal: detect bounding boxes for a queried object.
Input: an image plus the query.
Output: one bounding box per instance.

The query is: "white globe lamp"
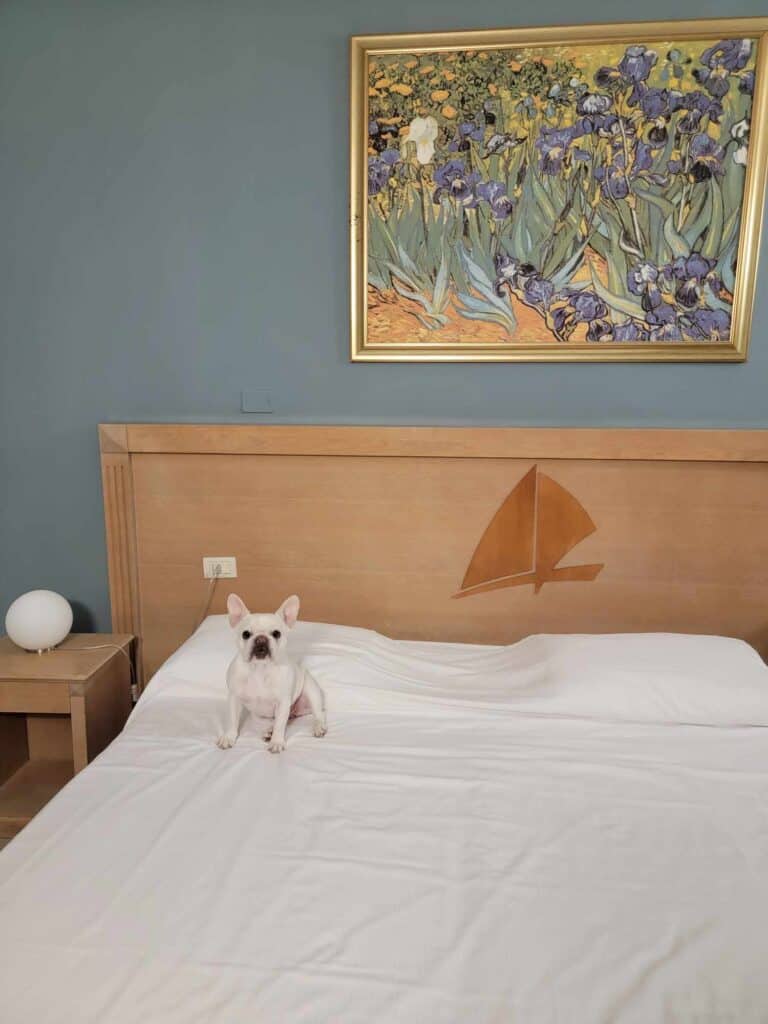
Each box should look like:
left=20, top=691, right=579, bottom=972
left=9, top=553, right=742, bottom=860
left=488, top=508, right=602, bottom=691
left=5, top=590, right=73, bottom=653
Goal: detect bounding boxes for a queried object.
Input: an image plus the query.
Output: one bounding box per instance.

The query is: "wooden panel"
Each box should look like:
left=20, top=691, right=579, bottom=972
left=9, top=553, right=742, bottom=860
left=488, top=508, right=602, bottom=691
left=100, top=451, right=142, bottom=678
left=98, top=423, right=129, bottom=454
left=70, top=657, right=132, bottom=773
left=0, top=717, right=28, bottom=787
left=26, top=716, right=72, bottom=762
left=0, top=683, right=70, bottom=714
left=113, top=424, right=768, bottom=462
left=0, top=634, right=133, bottom=682
left=96, top=425, right=768, bottom=680
left=126, top=450, right=768, bottom=676
left=0, top=760, right=74, bottom=839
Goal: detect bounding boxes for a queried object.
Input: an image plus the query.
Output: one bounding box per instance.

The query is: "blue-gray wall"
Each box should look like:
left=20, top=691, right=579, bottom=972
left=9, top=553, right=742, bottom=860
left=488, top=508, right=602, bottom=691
left=1, top=0, right=766, bottom=631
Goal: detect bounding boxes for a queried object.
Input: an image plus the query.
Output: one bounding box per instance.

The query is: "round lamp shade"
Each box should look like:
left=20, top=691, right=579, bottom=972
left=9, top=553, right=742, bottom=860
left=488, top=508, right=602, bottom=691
left=5, top=590, right=73, bottom=652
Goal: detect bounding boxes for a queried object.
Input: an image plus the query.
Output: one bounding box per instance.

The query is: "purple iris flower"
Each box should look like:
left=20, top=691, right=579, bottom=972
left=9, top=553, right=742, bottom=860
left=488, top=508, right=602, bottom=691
left=637, top=87, right=668, bottom=118
left=677, top=109, right=702, bottom=134
left=549, top=305, right=571, bottom=337
left=523, top=275, right=555, bottom=308
left=594, top=162, right=629, bottom=199
left=689, top=134, right=725, bottom=181
left=646, top=301, right=681, bottom=340
left=634, top=142, right=655, bottom=173
left=564, top=288, right=608, bottom=322
left=700, top=39, right=752, bottom=72
left=369, top=120, right=380, bottom=136
left=618, top=45, right=658, bottom=83
left=647, top=301, right=676, bottom=326
left=649, top=321, right=682, bottom=341
left=494, top=253, right=518, bottom=294
left=684, top=307, right=731, bottom=340
left=740, top=71, right=755, bottom=95
left=675, top=91, right=722, bottom=135
left=692, top=66, right=731, bottom=99
left=686, top=90, right=723, bottom=122
left=515, top=264, right=554, bottom=307
left=647, top=123, right=668, bottom=147
left=594, top=65, right=625, bottom=89
left=368, top=154, right=398, bottom=195
left=635, top=86, right=685, bottom=120
left=627, top=261, right=664, bottom=312
left=614, top=320, right=649, bottom=341
left=574, top=113, right=611, bottom=137
left=671, top=253, right=717, bottom=282
left=433, top=160, right=481, bottom=207
left=460, top=121, right=484, bottom=142
left=476, top=180, right=514, bottom=220
left=535, top=126, right=577, bottom=174
left=494, top=256, right=553, bottom=309
left=586, top=319, right=614, bottom=341
left=666, top=253, right=718, bottom=307
left=576, top=93, right=612, bottom=115
left=628, top=261, right=658, bottom=294
left=549, top=289, right=607, bottom=339
left=644, top=95, right=680, bottom=149
left=451, top=121, right=485, bottom=152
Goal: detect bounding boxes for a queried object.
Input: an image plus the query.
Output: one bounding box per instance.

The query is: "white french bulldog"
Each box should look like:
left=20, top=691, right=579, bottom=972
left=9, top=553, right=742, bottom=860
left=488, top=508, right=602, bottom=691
left=217, top=593, right=327, bottom=754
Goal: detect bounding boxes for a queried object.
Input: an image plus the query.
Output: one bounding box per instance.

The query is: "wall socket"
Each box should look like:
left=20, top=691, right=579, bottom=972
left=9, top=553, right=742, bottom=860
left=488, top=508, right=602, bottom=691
left=202, top=556, right=238, bottom=579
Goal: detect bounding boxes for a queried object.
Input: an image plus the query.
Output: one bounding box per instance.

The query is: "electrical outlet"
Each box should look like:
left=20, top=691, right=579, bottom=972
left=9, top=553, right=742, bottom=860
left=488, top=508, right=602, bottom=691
left=202, top=556, right=238, bottom=579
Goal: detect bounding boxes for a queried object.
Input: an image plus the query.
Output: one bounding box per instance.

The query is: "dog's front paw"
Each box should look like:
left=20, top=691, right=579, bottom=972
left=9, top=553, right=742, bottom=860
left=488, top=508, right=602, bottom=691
left=313, top=722, right=327, bottom=738
left=267, top=739, right=286, bottom=754
left=261, top=728, right=273, bottom=742
left=217, top=733, right=237, bottom=750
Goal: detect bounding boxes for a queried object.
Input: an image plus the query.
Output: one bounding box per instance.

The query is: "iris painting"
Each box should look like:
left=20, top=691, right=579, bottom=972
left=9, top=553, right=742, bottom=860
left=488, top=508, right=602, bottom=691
left=352, top=23, right=767, bottom=360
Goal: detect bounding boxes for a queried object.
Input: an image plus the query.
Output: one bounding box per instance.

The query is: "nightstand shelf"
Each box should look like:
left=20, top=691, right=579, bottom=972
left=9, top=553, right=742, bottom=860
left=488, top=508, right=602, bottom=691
left=0, top=634, right=134, bottom=839
left=0, top=759, right=74, bottom=837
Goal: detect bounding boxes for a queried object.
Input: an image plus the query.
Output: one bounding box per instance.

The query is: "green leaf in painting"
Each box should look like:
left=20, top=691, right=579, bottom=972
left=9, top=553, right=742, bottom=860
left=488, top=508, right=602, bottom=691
left=433, top=248, right=451, bottom=312
left=454, top=246, right=517, bottom=335
left=589, top=270, right=647, bottom=320
left=700, top=177, right=724, bottom=260
left=663, top=213, right=690, bottom=259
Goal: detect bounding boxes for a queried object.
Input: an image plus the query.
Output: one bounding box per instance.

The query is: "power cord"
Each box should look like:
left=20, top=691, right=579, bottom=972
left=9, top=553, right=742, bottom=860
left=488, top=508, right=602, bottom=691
left=46, top=641, right=137, bottom=699
left=193, top=563, right=222, bottom=632
left=40, top=565, right=223, bottom=704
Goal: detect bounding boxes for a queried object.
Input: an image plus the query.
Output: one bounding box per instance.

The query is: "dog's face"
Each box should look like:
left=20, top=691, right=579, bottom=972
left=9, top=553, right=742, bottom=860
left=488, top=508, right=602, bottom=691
left=226, top=594, right=299, bottom=664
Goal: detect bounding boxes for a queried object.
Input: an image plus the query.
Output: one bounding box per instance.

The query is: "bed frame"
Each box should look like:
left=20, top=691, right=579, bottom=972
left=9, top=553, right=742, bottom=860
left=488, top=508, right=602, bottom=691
left=99, top=424, right=768, bottom=683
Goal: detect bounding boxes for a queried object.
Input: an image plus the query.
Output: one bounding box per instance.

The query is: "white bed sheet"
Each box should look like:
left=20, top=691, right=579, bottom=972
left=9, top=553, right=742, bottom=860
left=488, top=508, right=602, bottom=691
left=1, top=620, right=768, bottom=1023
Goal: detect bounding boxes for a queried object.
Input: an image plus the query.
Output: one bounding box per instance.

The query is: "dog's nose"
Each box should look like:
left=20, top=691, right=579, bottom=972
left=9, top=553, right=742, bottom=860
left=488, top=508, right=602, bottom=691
left=251, top=634, right=270, bottom=660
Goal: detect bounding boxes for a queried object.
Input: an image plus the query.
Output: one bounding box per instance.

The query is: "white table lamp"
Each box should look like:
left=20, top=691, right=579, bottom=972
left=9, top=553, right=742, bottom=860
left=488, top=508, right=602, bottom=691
left=5, top=590, right=73, bottom=653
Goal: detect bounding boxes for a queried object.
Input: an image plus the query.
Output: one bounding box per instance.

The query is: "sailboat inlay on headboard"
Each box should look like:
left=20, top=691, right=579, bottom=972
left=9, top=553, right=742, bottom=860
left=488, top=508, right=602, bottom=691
left=453, top=466, right=603, bottom=598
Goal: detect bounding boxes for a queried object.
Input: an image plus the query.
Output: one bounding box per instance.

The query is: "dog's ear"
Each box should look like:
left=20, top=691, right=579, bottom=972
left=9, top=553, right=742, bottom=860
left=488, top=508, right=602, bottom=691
left=227, top=594, right=249, bottom=628
left=276, top=595, right=300, bottom=629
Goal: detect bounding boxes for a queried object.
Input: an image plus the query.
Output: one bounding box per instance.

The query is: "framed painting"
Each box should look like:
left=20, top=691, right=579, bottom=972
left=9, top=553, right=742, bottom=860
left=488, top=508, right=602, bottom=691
left=350, top=18, right=768, bottom=361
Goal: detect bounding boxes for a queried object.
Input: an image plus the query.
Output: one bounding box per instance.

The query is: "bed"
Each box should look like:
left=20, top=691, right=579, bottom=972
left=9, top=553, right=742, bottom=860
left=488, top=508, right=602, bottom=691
left=2, top=618, right=768, bottom=1022
left=1, top=424, right=767, bottom=1023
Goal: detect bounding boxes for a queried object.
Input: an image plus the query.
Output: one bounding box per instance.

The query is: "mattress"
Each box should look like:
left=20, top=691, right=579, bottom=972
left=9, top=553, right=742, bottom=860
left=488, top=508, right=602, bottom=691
left=1, top=619, right=768, bottom=1023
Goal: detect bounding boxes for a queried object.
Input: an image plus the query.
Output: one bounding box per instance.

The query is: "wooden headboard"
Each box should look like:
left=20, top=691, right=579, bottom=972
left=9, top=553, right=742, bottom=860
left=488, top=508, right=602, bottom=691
left=99, top=424, right=768, bottom=682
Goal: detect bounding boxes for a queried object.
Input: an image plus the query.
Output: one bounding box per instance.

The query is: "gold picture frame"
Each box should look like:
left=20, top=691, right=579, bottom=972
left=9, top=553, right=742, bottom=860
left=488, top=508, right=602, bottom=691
left=350, top=18, right=768, bottom=361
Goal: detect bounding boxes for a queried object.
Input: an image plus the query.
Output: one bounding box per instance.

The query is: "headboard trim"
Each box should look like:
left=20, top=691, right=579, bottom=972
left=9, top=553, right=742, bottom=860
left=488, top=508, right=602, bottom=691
left=100, top=425, right=768, bottom=462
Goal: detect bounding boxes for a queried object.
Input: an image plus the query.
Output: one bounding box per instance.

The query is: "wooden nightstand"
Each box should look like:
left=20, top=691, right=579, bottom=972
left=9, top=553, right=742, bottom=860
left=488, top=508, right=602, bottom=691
left=0, top=633, right=134, bottom=839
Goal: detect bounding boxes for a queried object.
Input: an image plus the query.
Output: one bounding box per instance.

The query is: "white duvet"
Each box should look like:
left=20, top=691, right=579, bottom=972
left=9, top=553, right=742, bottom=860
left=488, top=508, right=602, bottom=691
left=2, top=619, right=768, bottom=1023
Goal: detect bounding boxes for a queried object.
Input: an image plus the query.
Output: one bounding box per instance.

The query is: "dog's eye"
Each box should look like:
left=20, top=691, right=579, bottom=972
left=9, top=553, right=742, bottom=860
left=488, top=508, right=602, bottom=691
left=242, top=630, right=252, bottom=640
left=271, top=630, right=281, bottom=640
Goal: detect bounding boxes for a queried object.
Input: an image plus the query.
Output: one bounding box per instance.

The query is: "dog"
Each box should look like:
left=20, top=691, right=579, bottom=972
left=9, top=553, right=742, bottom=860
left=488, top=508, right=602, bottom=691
left=217, top=594, right=327, bottom=754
